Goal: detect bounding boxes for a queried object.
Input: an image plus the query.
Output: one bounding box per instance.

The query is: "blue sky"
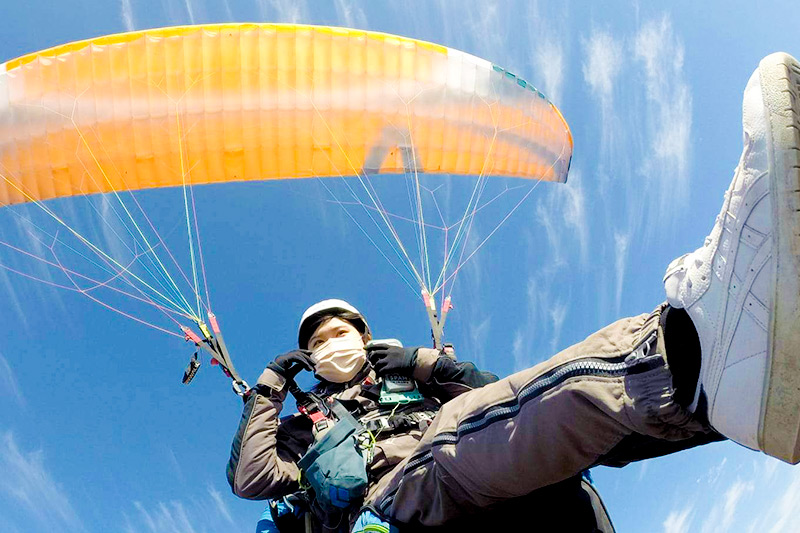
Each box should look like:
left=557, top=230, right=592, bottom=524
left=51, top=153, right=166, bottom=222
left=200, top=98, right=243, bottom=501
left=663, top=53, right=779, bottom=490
left=1, top=1, right=800, bottom=532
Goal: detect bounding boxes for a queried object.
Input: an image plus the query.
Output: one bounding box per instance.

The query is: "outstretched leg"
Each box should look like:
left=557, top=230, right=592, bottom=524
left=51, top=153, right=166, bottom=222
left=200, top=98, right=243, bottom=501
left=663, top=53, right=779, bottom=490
left=366, top=305, right=718, bottom=526
left=366, top=52, right=800, bottom=528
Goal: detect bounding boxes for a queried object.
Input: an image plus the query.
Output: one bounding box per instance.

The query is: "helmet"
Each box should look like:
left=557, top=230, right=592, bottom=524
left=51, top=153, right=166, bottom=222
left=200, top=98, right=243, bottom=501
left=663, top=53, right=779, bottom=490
left=297, top=299, right=371, bottom=349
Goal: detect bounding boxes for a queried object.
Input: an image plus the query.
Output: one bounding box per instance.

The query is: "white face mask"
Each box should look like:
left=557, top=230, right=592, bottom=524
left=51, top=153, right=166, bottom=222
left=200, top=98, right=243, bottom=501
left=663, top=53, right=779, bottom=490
left=311, top=335, right=367, bottom=383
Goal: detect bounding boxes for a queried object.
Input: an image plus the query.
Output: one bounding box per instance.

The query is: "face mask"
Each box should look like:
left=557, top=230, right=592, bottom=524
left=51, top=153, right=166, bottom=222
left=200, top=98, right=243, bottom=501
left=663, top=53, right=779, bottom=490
left=311, top=335, right=367, bottom=383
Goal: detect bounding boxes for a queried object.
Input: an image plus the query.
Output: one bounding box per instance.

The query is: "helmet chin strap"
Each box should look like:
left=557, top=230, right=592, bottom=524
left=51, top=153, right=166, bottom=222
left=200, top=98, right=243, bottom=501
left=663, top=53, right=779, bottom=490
left=422, top=290, right=452, bottom=351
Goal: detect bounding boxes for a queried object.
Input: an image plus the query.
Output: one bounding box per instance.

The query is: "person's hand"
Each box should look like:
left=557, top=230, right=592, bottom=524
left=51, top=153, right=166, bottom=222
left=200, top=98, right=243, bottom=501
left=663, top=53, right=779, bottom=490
left=268, top=350, right=314, bottom=380
left=366, top=344, right=418, bottom=376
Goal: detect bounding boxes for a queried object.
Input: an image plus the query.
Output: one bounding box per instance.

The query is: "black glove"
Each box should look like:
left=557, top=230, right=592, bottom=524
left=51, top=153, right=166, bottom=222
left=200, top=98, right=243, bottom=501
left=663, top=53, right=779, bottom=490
left=367, top=344, right=418, bottom=377
left=268, top=350, right=314, bottom=380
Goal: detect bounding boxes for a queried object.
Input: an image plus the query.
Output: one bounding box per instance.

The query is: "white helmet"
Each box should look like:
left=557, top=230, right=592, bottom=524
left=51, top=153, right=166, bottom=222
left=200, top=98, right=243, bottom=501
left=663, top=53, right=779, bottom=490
left=297, top=299, right=370, bottom=348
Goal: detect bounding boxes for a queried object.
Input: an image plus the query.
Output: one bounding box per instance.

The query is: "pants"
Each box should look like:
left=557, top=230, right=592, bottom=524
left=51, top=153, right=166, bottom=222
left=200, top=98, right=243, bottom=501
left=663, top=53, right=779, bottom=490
left=366, top=305, right=723, bottom=527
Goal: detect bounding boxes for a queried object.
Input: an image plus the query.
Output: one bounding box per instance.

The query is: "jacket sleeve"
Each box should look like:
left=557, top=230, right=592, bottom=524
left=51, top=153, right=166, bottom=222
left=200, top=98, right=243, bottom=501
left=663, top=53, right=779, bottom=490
left=411, top=347, right=499, bottom=402
left=226, top=368, right=306, bottom=500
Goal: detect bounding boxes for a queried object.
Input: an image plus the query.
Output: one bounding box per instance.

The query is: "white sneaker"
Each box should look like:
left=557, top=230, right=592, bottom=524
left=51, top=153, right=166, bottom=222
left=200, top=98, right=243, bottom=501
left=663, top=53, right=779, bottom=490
left=664, top=52, right=800, bottom=463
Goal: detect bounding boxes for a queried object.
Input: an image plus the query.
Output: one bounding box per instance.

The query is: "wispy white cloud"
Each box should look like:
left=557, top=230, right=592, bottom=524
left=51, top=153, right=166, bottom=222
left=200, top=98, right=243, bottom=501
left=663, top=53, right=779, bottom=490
left=613, top=231, right=629, bottom=315
left=221, top=0, right=234, bottom=21
left=575, top=14, right=691, bottom=312
left=740, top=463, right=800, bottom=533
left=526, top=2, right=569, bottom=106
left=259, top=0, right=309, bottom=24
left=559, top=174, right=589, bottom=267
left=7, top=204, right=71, bottom=321
left=760, top=455, right=780, bottom=484
left=702, top=456, right=728, bottom=485
left=447, top=226, right=496, bottom=369
left=255, top=0, right=268, bottom=20
left=124, top=485, right=248, bottom=533
left=582, top=30, right=623, bottom=108
left=183, top=0, right=196, bottom=24
left=581, top=29, right=625, bottom=197
left=165, top=446, right=186, bottom=486
left=724, top=479, right=753, bottom=525
left=0, top=207, right=54, bottom=330
left=436, top=0, right=510, bottom=67
left=637, top=460, right=649, bottom=481
left=511, top=329, right=526, bottom=373
left=97, top=196, right=137, bottom=280
left=662, top=505, right=694, bottom=533
left=510, top=275, right=542, bottom=372
left=0, top=353, right=25, bottom=408
left=536, top=169, right=588, bottom=268
left=120, top=0, right=135, bottom=31
left=654, top=449, right=800, bottom=533
left=549, top=301, right=568, bottom=353
left=469, top=316, right=492, bottom=369
left=633, top=16, right=692, bottom=233
left=533, top=39, right=565, bottom=107
left=207, top=485, right=235, bottom=526
left=0, top=432, right=84, bottom=532
left=129, top=501, right=198, bottom=533
left=511, top=262, right=572, bottom=370
left=0, top=265, right=27, bottom=329
left=700, top=479, right=753, bottom=533
left=517, top=170, right=587, bottom=363
left=535, top=200, right=564, bottom=268
left=334, top=0, right=368, bottom=29
left=764, top=468, right=800, bottom=533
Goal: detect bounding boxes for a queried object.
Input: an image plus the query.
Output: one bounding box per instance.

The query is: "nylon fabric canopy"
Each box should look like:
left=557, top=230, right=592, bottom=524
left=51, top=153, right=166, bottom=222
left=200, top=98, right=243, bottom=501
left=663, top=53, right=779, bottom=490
left=0, top=23, right=572, bottom=206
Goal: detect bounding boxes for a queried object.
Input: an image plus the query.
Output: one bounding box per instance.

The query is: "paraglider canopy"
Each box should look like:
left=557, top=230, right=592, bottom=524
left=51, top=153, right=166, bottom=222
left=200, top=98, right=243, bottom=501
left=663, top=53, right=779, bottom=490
left=0, top=24, right=572, bottom=363
left=0, top=24, right=571, bottom=205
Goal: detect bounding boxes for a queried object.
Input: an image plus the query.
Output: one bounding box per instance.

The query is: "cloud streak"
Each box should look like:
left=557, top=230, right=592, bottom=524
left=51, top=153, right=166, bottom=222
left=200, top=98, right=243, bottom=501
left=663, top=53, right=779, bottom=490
left=0, top=353, right=25, bottom=408
left=656, top=451, right=800, bottom=533
left=436, top=0, right=510, bottom=67
left=120, top=0, right=135, bottom=31
left=0, top=265, right=27, bottom=330
left=575, top=14, right=692, bottom=314
left=700, top=479, right=753, bottom=533
left=662, top=506, right=693, bottom=533
left=741, top=461, right=800, bottom=533
left=334, top=0, right=368, bottom=29
left=536, top=169, right=589, bottom=268
left=468, top=316, right=492, bottom=370
left=124, top=484, right=248, bottom=533
left=221, top=0, right=233, bottom=21
left=207, top=485, right=235, bottom=526
left=613, top=231, right=630, bottom=315
left=634, top=16, right=692, bottom=236
left=183, top=0, right=196, bottom=24
left=526, top=1, right=568, bottom=106
left=581, top=28, right=625, bottom=199
left=128, top=501, right=198, bottom=533
left=583, top=30, right=623, bottom=108
left=0, top=432, right=84, bottom=532
left=259, top=0, right=310, bottom=24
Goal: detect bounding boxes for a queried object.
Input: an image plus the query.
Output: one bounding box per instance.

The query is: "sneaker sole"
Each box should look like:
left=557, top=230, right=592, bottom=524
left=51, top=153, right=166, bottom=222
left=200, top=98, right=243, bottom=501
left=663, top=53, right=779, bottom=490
left=759, top=52, right=800, bottom=463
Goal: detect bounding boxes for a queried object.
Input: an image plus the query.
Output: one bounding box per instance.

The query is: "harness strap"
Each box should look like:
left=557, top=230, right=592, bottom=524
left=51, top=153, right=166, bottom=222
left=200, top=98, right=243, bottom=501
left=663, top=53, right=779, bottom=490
left=363, top=409, right=437, bottom=434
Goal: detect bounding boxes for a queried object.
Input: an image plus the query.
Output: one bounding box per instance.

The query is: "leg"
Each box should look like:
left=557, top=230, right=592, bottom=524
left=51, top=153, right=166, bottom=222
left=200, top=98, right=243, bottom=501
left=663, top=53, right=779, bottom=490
left=363, top=51, right=800, bottom=528
left=366, top=305, right=716, bottom=526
